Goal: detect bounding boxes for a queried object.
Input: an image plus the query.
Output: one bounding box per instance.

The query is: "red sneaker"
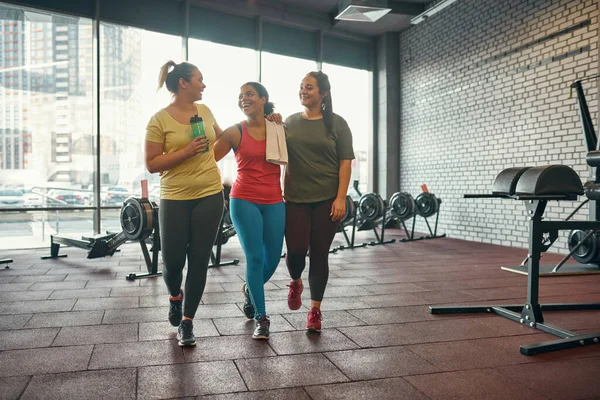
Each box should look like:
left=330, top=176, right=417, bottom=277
left=286, top=280, right=303, bottom=310
left=306, top=307, right=322, bottom=332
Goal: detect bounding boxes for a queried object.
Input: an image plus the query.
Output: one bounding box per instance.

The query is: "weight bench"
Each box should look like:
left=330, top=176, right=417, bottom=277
left=1, top=258, right=13, bottom=268
left=431, top=164, right=600, bottom=355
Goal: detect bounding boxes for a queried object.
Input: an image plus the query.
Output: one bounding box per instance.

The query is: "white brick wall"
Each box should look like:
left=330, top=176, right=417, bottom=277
left=398, top=0, right=598, bottom=252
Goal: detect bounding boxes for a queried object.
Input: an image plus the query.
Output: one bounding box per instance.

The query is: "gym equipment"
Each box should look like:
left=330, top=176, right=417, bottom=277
left=504, top=78, right=600, bottom=276
left=432, top=164, right=600, bottom=356
left=210, top=204, right=240, bottom=267
left=1, top=258, right=12, bottom=268
left=122, top=197, right=161, bottom=280
left=357, top=192, right=395, bottom=246
left=334, top=195, right=369, bottom=251
left=415, top=193, right=440, bottom=218
left=567, top=229, right=600, bottom=264
left=509, top=199, right=600, bottom=276
left=388, top=192, right=420, bottom=242
left=555, top=79, right=600, bottom=270
left=328, top=180, right=367, bottom=252
left=40, top=196, right=162, bottom=281
left=342, top=195, right=356, bottom=225
left=42, top=196, right=160, bottom=278
left=346, top=180, right=379, bottom=232
left=42, top=232, right=122, bottom=260
left=414, top=192, right=446, bottom=240
left=389, top=192, right=416, bottom=221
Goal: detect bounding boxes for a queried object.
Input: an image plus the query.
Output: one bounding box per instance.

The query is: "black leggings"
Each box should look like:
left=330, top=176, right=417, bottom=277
left=285, top=198, right=341, bottom=302
left=159, top=192, right=224, bottom=319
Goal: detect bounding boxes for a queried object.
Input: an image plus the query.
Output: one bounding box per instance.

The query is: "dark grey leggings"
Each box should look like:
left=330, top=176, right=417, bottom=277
left=159, top=192, right=224, bottom=319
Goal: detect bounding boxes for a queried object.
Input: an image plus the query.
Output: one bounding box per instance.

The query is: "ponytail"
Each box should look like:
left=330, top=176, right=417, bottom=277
left=322, top=91, right=334, bottom=139
left=307, top=71, right=334, bottom=139
left=242, top=81, right=276, bottom=116
left=158, top=61, right=176, bottom=91
left=157, top=60, right=198, bottom=94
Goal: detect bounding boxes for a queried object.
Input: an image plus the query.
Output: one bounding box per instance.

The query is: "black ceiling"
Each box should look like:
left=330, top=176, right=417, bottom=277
left=270, top=0, right=429, bottom=36
left=4, top=0, right=432, bottom=38
left=192, top=0, right=430, bottom=38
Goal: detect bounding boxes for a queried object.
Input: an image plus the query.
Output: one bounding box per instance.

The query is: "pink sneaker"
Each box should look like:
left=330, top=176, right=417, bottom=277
left=286, top=280, right=303, bottom=310
left=306, top=307, right=322, bottom=332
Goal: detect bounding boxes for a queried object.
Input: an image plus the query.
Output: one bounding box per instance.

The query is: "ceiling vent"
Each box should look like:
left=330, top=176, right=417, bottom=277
left=335, top=0, right=392, bottom=22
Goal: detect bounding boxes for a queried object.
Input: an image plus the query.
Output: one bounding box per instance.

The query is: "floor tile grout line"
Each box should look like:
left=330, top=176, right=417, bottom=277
left=85, top=343, right=95, bottom=370
left=134, top=366, right=139, bottom=400
left=298, top=376, right=435, bottom=399
left=301, top=386, right=315, bottom=400
left=401, top=375, right=435, bottom=400
left=232, top=358, right=251, bottom=393
left=319, top=350, right=353, bottom=382
left=487, top=367, right=553, bottom=400
left=16, top=374, right=33, bottom=400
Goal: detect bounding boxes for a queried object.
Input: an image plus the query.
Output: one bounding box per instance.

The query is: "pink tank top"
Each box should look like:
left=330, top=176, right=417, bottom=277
left=229, top=121, right=283, bottom=204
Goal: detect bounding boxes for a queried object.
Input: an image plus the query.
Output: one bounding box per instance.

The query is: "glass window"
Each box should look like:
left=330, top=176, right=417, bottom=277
left=322, top=62, right=372, bottom=195
left=0, top=6, right=374, bottom=251
left=188, top=39, right=258, bottom=183
left=260, top=52, right=317, bottom=122
left=99, top=23, right=180, bottom=232
left=0, top=3, right=95, bottom=249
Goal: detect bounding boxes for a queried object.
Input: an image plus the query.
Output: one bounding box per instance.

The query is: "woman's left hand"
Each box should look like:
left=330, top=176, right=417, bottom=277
left=330, top=197, right=346, bottom=221
left=266, top=113, right=284, bottom=125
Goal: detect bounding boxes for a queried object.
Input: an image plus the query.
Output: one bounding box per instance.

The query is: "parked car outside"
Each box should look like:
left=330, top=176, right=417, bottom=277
left=103, top=186, right=128, bottom=206
left=82, top=185, right=129, bottom=206
left=0, top=188, right=24, bottom=208
left=47, top=189, right=85, bottom=206
left=22, top=189, right=43, bottom=207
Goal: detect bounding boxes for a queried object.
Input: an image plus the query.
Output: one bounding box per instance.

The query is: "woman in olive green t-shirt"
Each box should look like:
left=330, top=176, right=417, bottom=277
left=283, top=71, right=355, bottom=332
left=145, top=61, right=224, bottom=348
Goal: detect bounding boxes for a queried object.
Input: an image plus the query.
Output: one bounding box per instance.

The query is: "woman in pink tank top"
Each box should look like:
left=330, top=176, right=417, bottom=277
left=214, top=82, right=285, bottom=340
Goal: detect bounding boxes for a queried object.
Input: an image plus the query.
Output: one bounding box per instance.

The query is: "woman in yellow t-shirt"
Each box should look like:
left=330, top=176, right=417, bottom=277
left=145, top=60, right=223, bottom=347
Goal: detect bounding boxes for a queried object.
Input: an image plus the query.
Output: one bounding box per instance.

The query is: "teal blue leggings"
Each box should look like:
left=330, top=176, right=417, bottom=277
left=229, top=198, right=285, bottom=318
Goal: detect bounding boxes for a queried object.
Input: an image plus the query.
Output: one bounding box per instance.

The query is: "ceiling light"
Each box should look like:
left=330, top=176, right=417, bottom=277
left=411, top=0, right=459, bottom=25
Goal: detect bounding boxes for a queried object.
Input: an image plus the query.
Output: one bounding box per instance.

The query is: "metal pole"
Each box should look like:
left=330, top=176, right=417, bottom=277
left=183, top=0, right=189, bottom=60
left=256, top=16, right=262, bottom=82
left=94, top=0, right=102, bottom=234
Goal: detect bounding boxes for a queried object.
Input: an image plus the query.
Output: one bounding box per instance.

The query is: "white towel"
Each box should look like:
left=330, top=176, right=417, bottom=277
left=265, top=120, right=288, bottom=165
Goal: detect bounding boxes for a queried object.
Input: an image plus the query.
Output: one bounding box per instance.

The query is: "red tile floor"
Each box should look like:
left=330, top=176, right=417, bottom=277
left=1, top=229, right=599, bottom=399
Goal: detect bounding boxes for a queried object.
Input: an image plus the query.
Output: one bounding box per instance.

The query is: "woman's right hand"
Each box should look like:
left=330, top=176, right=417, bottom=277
left=185, top=136, right=208, bottom=157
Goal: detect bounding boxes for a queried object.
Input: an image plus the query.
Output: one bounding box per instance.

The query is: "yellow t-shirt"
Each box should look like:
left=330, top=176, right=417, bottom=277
left=146, top=103, right=222, bottom=200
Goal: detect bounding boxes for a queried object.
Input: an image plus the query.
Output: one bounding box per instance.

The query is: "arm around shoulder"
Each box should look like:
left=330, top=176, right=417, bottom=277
left=214, top=124, right=241, bottom=162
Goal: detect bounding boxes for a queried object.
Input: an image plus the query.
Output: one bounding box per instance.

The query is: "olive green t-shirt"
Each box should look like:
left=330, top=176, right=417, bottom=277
left=284, top=113, right=355, bottom=203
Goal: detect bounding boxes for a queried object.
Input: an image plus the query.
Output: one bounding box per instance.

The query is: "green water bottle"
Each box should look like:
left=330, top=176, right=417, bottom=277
left=190, top=114, right=208, bottom=154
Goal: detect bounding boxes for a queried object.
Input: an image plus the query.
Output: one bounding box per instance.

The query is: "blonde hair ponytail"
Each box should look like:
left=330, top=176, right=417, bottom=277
left=158, top=60, right=177, bottom=91
left=157, top=61, right=198, bottom=94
